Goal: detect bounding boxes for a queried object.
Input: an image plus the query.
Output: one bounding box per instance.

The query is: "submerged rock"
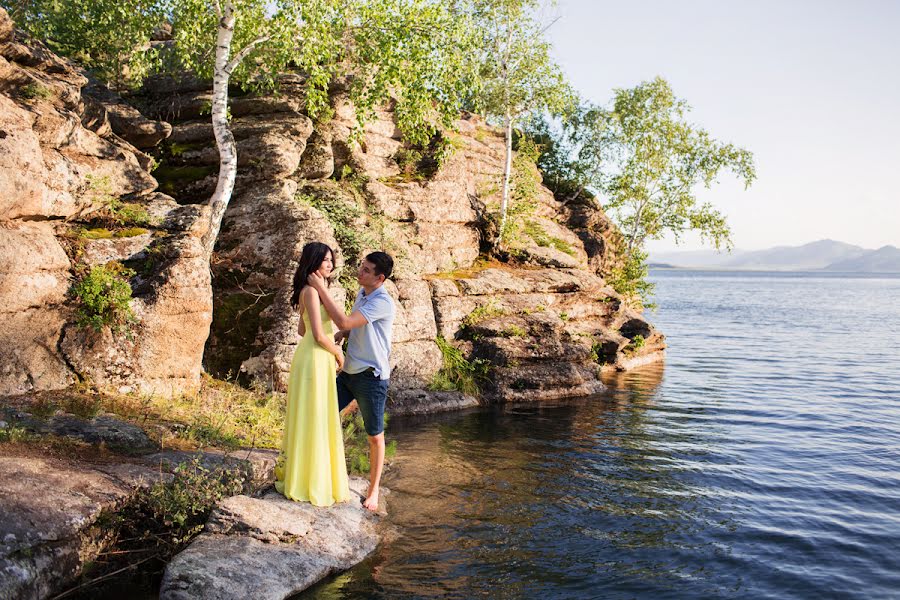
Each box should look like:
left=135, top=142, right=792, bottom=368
left=160, top=480, right=381, bottom=600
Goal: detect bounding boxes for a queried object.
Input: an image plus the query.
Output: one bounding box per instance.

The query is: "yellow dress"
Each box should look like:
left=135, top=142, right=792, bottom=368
left=275, top=303, right=350, bottom=506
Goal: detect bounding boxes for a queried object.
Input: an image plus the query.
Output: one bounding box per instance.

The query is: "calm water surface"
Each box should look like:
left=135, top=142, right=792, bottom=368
left=302, top=271, right=900, bottom=599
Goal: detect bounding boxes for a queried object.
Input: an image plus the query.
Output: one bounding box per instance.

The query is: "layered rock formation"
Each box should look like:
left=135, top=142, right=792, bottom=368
left=0, top=8, right=211, bottom=396
left=1, top=5, right=663, bottom=405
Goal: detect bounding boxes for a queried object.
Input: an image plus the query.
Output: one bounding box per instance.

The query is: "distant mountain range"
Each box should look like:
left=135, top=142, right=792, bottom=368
left=650, top=239, right=900, bottom=272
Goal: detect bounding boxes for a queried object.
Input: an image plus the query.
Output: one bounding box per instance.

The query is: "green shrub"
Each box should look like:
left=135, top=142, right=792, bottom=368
left=71, top=263, right=136, bottom=333
left=0, top=425, right=35, bottom=444
left=428, top=336, right=490, bottom=396
left=84, top=174, right=153, bottom=228
left=607, top=250, right=656, bottom=310
left=624, top=334, right=646, bottom=354
left=522, top=220, right=576, bottom=256
left=502, top=325, right=528, bottom=338
left=140, top=457, right=246, bottom=541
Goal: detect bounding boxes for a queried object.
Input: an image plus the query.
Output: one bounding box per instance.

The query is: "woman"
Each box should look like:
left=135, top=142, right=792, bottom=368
left=275, top=242, right=351, bottom=506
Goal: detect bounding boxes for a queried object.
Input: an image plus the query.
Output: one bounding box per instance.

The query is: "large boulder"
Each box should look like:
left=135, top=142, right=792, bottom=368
left=160, top=484, right=380, bottom=600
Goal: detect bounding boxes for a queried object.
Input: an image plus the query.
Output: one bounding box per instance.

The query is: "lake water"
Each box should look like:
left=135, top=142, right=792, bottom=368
left=301, top=270, right=900, bottom=599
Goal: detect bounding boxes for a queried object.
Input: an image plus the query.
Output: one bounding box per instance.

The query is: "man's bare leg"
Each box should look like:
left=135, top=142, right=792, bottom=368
left=364, top=432, right=385, bottom=511
left=340, top=399, right=359, bottom=417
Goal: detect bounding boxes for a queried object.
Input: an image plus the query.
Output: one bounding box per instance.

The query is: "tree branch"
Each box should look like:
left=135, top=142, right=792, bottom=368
left=225, top=35, right=271, bottom=74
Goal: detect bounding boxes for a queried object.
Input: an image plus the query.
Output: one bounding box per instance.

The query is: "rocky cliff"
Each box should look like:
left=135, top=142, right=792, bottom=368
left=0, top=6, right=664, bottom=407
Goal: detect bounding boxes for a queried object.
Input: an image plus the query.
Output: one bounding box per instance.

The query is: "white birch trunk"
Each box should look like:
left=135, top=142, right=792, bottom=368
left=498, top=110, right=513, bottom=245
left=201, top=3, right=239, bottom=256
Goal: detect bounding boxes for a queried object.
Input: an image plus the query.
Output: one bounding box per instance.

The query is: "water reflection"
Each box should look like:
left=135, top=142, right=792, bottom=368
left=301, top=363, right=746, bottom=599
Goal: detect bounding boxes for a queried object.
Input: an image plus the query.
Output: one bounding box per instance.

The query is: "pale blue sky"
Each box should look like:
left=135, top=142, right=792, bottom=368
left=548, top=0, right=900, bottom=252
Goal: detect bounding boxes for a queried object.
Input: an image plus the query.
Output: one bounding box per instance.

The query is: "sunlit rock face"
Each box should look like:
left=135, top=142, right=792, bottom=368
left=0, top=4, right=662, bottom=403
left=0, top=7, right=209, bottom=397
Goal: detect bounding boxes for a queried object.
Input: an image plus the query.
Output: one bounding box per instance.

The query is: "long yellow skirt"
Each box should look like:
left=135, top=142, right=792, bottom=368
left=275, top=310, right=350, bottom=506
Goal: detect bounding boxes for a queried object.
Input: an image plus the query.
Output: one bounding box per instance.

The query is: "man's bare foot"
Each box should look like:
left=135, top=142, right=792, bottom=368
left=362, top=487, right=379, bottom=512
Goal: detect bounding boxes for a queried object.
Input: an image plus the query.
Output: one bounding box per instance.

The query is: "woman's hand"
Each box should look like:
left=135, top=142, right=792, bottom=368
left=335, top=348, right=345, bottom=373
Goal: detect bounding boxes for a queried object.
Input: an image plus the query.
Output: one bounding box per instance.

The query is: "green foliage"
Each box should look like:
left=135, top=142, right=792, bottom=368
left=465, top=0, right=574, bottom=122
left=607, top=249, right=656, bottom=310
left=140, top=457, right=246, bottom=541
left=541, top=78, right=755, bottom=255
left=428, top=336, right=490, bottom=396
left=341, top=412, right=397, bottom=475
left=166, top=0, right=478, bottom=146
left=601, top=77, right=756, bottom=254
left=522, top=220, right=575, bottom=256
left=19, top=82, right=53, bottom=100
left=629, top=334, right=646, bottom=350
left=460, top=300, right=505, bottom=329
left=71, top=263, right=136, bottom=333
left=4, top=0, right=164, bottom=88
left=495, top=136, right=541, bottom=245
left=85, top=174, right=152, bottom=228
left=0, top=425, right=34, bottom=444
left=501, top=325, right=527, bottom=338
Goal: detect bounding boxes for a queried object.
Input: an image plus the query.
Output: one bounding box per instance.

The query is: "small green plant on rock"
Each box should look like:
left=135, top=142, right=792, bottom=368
left=428, top=336, right=490, bottom=396
left=502, top=325, right=528, bottom=338
left=607, top=249, right=657, bottom=310
left=85, top=174, right=152, bottom=228
left=20, top=81, right=53, bottom=100
left=461, top=301, right=506, bottom=329
left=624, top=334, right=646, bottom=356
left=71, top=263, right=136, bottom=333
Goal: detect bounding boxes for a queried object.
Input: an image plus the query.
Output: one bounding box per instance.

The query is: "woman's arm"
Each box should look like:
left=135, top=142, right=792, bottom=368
left=301, top=287, right=342, bottom=358
left=297, top=300, right=306, bottom=336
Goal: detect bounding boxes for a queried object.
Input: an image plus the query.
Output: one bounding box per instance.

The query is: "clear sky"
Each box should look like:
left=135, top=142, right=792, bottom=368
left=547, top=0, right=900, bottom=252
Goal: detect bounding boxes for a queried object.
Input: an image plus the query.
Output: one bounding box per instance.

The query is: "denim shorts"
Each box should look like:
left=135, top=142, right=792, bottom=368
left=336, top=369, right=389, bottom=436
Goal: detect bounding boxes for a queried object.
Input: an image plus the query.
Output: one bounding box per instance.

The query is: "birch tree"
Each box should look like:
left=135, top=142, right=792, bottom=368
left=169, top=0, right=478, bottom=257
left=593, top=77, right=756, bottom=256
left=467, top=0, right=573, bottom=246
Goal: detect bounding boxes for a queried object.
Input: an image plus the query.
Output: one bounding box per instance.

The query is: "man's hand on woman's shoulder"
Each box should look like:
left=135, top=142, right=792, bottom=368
left=307, top=272, right=326, bottom=292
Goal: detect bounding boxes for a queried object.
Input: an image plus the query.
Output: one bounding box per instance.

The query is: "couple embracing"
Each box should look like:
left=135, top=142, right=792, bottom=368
left=274, top=242, right=395, bottom=512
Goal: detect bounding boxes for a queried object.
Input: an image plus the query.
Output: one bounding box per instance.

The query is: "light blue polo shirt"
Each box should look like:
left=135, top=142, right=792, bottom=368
left=344, top=285, right=395, bottom=380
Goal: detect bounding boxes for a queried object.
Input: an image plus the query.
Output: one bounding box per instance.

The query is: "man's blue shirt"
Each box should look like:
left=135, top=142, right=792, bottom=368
left=343, top=285, right=395, bottom=380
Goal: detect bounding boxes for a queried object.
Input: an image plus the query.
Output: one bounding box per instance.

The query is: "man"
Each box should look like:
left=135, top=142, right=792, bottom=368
left=308, top=251, right=395, bottom=511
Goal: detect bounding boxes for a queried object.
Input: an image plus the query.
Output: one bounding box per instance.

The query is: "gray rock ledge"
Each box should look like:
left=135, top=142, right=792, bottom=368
left=159, top=477, right=382, bottom=600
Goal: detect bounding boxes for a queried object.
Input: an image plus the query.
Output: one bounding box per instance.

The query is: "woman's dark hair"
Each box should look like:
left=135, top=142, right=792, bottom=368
left=290, top=242, right=333, bottom=309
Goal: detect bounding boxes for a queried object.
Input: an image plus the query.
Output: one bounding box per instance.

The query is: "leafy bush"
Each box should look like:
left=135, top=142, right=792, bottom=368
left=7, top=0, right=165, bottom=89
left=428, top=336, right=490, bottom=396
left=71, top=263, right=136, bottom=333
left=85, top=175, right=152, bottom=228
left=607, top=249, right=656, bottom=310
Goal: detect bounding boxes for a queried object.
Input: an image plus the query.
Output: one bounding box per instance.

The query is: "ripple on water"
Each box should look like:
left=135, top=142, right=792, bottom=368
left=300, top=273, right=900, bottom=599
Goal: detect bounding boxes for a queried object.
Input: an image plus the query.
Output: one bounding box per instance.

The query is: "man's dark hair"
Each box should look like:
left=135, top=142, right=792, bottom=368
left=366, top=251, right=394, bottom=279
